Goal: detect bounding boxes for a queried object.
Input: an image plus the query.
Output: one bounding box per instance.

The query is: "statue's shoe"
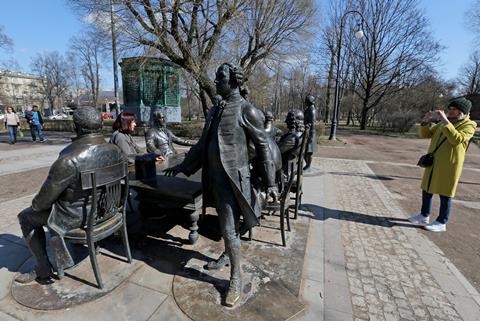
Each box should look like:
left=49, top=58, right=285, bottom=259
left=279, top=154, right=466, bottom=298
left=224, top=278, right=242, bottom=307
left=15, top=270, right=55, bottom=285
left=204, top=252, right=229, bottom=270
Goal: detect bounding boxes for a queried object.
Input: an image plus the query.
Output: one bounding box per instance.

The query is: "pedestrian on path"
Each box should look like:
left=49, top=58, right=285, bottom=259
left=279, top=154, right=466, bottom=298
left=4, top=106, right=20, bottom=144
left=409, top=97, right=477, bottom=232
left=25, top=105, right=45, bottom=142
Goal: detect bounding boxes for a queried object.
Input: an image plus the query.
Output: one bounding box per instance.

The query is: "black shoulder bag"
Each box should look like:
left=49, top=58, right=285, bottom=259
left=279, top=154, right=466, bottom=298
left=417, top=137, right=447, bottom=168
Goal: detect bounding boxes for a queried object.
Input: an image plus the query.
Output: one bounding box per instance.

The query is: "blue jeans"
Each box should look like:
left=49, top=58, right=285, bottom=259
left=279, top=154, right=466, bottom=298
left=7, top=125, right=18, bottom=143
left=420, top=190, right=452, bottom=224
left=30, top=124, right=45, bottom=141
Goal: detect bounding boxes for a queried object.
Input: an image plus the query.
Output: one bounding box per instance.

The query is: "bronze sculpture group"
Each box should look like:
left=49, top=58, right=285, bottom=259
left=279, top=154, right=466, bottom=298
left=14, top=63, right=316, bottom=308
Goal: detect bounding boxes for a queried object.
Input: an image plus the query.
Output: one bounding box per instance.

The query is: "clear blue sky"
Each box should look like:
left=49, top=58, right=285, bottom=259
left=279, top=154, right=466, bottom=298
left=0, top=0, right=476, bottom=89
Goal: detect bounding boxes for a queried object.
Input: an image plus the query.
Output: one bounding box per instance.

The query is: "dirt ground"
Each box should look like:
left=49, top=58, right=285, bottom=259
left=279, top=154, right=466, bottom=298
left=317, top=127, right=480, bottom=292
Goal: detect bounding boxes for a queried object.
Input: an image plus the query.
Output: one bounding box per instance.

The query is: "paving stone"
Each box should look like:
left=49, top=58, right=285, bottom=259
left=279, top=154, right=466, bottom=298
left=147, top=296, right=191, bottom=321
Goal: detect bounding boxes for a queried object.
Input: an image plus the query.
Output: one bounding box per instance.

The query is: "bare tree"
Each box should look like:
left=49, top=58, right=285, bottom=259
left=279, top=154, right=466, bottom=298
left=66, top=53, right=84, bottom=107
left=68, top=0, right=315, bottom=115
left=69, top=31, right=103, bottom=107
left=458, top=51, right=480, bottom=95
left=349, top=0, right=441, bottom=129
left=31, top=52, right=70, bottom=112
left=0, top=26, right=13, bottom=52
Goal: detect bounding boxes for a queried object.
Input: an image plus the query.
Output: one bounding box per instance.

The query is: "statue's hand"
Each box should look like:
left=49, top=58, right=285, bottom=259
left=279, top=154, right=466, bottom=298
left=266, top=186, right=279, bottom=203
left=163, top=165, right=182, bottom=177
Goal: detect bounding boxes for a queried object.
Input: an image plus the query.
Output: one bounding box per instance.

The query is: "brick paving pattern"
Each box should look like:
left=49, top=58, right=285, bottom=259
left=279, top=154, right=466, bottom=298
left=321, top=159, right=463, bottom=321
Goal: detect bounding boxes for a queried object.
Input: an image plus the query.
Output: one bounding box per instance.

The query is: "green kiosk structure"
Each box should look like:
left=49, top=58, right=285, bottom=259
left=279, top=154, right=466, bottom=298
left=120, top=57, right=181, bottom=124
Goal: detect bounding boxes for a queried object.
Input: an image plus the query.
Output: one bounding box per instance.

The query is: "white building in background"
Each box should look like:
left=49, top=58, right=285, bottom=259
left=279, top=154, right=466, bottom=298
left=0, top=70, right=45, bottom=113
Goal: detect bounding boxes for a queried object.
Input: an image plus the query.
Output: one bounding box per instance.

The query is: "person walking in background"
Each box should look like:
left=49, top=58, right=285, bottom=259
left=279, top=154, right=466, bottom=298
left=4, top=106, right=20, bottom=144
left=25, top=105, right=45, bottom=142
left=409, top=97, right=477, bottom=232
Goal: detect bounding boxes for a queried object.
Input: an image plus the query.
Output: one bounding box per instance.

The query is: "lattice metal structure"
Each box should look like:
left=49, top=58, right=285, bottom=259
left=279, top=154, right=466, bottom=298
left=120, top=57, right=181, bottom=124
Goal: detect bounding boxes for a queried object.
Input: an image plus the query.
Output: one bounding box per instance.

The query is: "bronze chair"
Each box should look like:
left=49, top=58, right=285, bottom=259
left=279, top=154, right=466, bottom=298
left=290, top=124, right=310, bottom=220
left=55, top=161, right=132, bottom=289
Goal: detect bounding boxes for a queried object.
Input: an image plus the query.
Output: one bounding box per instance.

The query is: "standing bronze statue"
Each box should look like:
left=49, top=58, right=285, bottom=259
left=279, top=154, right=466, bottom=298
left=145, top=110, right=194, bottom=157
left=164, top=63, right=278, bottom=307
left=15, top=107, right=126, bottom=285
left=303, top=95, right=317, bottom=170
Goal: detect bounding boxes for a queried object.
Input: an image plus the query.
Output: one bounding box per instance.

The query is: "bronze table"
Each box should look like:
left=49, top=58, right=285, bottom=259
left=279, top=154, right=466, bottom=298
left=129, top=155, right=202, bottom=244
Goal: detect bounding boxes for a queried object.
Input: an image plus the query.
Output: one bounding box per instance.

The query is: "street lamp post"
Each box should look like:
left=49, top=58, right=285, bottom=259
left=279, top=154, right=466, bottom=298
left=329, top=10, right=365, bottom=140
left=110, top=0, right=120, bottom=117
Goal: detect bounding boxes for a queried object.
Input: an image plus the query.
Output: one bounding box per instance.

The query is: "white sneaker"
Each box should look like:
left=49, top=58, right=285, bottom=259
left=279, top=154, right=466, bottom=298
left=408, top=214, right=429, bottom=224
left=424, top=221, right=446, bottom=232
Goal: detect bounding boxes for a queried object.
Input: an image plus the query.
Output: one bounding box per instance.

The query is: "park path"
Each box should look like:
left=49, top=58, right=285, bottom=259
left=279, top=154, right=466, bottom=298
left=1, top=141, right=480, bottom=320
left=297, top=157, right=480, bottom=321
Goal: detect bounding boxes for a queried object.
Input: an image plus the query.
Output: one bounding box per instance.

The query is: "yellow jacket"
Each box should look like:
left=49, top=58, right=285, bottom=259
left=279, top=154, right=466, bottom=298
left=419, top=116, right=477, bottom=197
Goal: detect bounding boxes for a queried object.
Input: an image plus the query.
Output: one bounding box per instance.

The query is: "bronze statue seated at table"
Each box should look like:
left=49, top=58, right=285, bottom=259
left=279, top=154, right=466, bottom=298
left=145, top=110, right=194, bottom=157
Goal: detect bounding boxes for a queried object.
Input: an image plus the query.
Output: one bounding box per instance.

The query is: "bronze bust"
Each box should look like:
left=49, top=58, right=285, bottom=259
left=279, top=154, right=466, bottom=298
left=165, top=63, right=278, bottom=307
left=145, top=110, right=194, bottom=157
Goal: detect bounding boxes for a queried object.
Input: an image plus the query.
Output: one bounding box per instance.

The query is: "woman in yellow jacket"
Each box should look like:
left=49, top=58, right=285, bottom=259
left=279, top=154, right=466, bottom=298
left=409, top=97, right=477, bottom=232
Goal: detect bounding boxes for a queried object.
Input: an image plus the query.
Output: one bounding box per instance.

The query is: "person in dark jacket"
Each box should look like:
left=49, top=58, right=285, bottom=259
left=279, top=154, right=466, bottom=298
left=15, top=107, right=127, bottom=285
left=145, top=110, right=194, bottom=157
left=25, top=105, right=45, bottom=142
left=164, top=63, right=278, bottom=307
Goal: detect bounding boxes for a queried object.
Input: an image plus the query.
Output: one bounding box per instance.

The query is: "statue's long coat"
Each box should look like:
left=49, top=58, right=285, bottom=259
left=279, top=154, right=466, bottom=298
left=181, top=93, right=276, bottom=230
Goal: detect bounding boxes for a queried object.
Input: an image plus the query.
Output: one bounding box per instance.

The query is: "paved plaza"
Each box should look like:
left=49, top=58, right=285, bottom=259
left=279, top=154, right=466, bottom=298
left=0, top=139, right=479, bottom=320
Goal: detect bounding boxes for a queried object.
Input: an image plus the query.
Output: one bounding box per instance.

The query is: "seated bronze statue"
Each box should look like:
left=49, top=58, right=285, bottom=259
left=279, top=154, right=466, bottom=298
left=15, top=107, right=127, bottom=285
left=277, top=109, right=304, bottom=174
left=264, top=110, right=282, bottom=140
left=145, top=110, right=194, bottom=157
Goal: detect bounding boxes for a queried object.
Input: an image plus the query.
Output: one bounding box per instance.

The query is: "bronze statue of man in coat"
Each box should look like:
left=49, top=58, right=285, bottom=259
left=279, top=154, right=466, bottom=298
left=145, top=110, right=194, bottom=157
left=15, top=107, right=126, bottom=285
left=165, top=63, right=278, bottom=307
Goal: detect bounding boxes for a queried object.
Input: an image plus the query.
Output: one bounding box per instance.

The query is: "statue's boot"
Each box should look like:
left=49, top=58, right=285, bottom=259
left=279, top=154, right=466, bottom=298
left=225, top=276, right=242, bottom=307
left=15, top=227, right=55, bottom=285
left=303, top=154, right=312, bottom=171
left=205, top=252, right=230, bottom=270
left=224, top=237, right=242, bottom=307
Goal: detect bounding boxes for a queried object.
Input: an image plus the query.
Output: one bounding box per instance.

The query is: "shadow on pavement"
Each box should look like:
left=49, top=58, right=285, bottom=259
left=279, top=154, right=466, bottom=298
left=0, top=234, right=29, bottom=273
left=300, top=204, right=424, bottom=229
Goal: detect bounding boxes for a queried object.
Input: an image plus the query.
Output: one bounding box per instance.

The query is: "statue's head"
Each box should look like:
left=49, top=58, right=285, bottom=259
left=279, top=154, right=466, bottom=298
left=305, top=95, right=315, bottom=107
left=152, top=110, right=166, bottom=127
left=264, top=110, right=274, bottom=123
left=215, top=63, right=244, bottom=98
left=211, top=94, right=223, bottom=107
left=285, top=110, right=296, bottom=129
left=73, top=106, right=103, bottom=135
left=294, top=109, right=305, bottom=132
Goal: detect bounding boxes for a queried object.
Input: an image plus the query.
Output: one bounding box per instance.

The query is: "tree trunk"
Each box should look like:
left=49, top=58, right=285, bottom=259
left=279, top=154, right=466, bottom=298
left=199, top=89, right=209, bottom=119
left=360, top=104, right=369, bottom=130
left=324, top=53, right=335, bottom=123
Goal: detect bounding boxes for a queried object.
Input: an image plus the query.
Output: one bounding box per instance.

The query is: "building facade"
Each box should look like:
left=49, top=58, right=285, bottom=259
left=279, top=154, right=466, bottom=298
left=0, top=70, right=45, bottom=113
